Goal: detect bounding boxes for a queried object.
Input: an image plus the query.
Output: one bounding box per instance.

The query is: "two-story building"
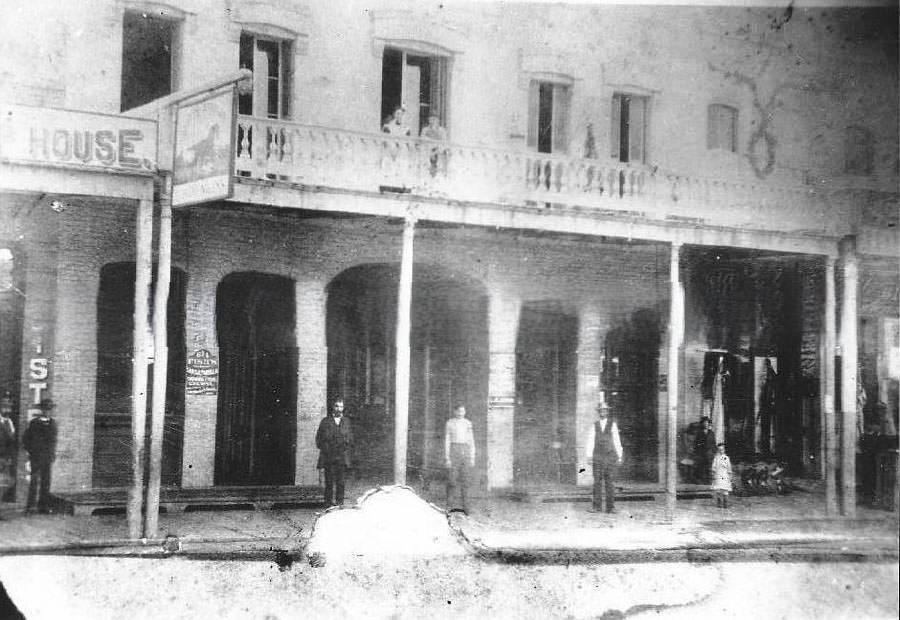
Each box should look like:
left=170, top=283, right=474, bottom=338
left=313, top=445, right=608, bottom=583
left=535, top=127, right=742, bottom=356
left=1, top=0, right=897, bottom=516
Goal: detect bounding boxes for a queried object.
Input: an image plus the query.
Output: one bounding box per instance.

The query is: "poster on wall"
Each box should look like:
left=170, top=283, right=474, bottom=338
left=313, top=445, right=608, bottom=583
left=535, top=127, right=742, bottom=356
left=172, top=86, right=236, bottom=207
left=186, top=348, right=219, bottom=395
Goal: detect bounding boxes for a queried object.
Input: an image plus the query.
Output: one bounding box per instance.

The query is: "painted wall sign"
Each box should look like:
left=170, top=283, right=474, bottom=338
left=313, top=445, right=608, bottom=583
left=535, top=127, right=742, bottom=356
left=186, top=349, right=219, bottom=395
left=0, top=104, right=157, bottom=173
left=28, top=357, right=49, bottom=405
left=172, top=86, right=236, bottom=207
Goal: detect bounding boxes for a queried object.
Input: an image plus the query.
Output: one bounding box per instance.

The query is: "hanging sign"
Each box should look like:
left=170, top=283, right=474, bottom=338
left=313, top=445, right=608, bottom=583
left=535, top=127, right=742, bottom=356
left=186, top=349, right=219, bottom=395
left=172, top=86, right=236, bottom=207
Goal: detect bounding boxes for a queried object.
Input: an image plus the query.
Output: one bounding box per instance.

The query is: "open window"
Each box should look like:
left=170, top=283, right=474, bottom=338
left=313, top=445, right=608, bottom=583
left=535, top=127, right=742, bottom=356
left=239, top=32, right=292, bottom=119
left=380, top=47, right=449, bottom=136
left=527, top=81, right=570, bottom=154
left=120, top=10, right=181, bottom=112
left=610, top=93, right=648, bottom=163
left=707, top=104, right=738, bottom=153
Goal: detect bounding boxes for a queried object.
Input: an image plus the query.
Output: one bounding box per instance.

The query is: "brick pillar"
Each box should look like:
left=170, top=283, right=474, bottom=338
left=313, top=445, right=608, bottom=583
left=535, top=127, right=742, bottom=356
left=295, top=279, right=327, bottom=485
left=576, top=304, right=603, bottom=487
left=486, top=289, right=519, bottom=489
left=181, top=276, right=219, bottom=487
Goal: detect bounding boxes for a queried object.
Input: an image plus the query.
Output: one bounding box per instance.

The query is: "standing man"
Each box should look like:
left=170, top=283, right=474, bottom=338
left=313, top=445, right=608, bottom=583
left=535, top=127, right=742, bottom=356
left=444, top=404, right=476, bottom=514
left=0, top=392, right=17, bottom=519
left=316, top=398, right=352, bottom=508
left=23, top=399, right=57, bottom=515
left=692, top=416, right=716, bottom=484
left=585, top=399, right=623, bottom=514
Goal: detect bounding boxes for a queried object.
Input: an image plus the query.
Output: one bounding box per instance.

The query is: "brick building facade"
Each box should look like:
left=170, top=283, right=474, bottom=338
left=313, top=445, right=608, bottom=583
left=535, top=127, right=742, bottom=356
left=1, top=1, right=897, bottom=514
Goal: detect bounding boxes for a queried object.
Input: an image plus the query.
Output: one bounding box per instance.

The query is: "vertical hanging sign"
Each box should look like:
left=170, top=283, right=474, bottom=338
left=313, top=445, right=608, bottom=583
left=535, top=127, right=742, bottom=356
left=172, top=86, right=237, bottom=207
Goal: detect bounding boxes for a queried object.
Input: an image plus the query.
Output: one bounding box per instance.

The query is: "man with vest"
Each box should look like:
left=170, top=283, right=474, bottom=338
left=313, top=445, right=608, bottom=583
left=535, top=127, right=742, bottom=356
left=315, top=398, right=352, bottom=508
left=585, top=398, right=623, bottom=513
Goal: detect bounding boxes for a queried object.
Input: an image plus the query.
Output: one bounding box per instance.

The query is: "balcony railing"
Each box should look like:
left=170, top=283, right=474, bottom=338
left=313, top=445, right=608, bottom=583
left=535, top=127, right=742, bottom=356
left=235, top=116, right=849, bottom=235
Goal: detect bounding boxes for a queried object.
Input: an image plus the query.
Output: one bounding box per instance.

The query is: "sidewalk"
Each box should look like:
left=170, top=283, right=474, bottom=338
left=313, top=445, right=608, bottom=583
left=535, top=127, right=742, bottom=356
left=1, top=483, right=897, bottom=562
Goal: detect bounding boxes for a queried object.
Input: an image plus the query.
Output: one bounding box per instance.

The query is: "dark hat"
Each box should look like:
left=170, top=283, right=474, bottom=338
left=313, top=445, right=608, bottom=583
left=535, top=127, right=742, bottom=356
left=700, top=416, right=711, bottom=423
left=39, top=399, right=55, bottom=410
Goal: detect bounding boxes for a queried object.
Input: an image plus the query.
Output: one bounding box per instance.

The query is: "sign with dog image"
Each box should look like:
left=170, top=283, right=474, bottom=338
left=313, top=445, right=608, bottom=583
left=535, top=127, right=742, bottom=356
left=172, top=86, right=236, bottom=207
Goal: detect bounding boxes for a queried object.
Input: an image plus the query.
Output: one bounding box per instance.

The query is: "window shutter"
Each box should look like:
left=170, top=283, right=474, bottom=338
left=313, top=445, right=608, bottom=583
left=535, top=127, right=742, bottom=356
left=610, top=94, right=621, bottom=159
left=527, top=80, right=539, bottom=149
left=281, top=40, right=293, bottom=120
left=629, top=96, right=645, bottom=163
left=551, top=85, right=570, bottom=154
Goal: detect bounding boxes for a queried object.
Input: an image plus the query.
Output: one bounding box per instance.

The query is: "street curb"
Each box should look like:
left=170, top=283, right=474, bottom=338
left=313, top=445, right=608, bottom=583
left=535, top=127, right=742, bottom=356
left=0, top=535, right=308, bottom=558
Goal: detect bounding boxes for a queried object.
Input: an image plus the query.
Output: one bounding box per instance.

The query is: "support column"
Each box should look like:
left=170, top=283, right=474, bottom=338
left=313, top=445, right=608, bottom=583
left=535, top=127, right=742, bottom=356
left=295, top=279, right=328, bottom=485
left=145, top=180, right=172, bottom=538
left=127, top=198, right=153, bottom=539
left=839, top=237, right=858, bottom=517
left=666, top=243, right=684, bottom=521
left=486, top=289, right=520, bottom=489
left=823, top=256, right=838, bottom=515
left=394, top=217, right=415, bottom=485
left=576, top=304, right=603, bottom=487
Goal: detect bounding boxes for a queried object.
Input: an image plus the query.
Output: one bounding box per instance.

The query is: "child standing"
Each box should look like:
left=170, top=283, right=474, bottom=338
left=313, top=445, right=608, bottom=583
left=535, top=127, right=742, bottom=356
left=710, top=442, right=733, bottom=508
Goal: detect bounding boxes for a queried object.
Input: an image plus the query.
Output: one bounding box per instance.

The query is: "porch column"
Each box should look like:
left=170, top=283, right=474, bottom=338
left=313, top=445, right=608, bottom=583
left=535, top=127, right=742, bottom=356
left=295, top=279, right=328, bottom=485
left=839, top=237, right=858, bottom=517
left=666, top=243, right=684, bottom=521
left=127, top=198, right=153, bottom=539
left=823, top=256, right=838, bottom=515
left=486, top=288, right=520, bottom=489
left=576, top=304, right=603, bottom=487
left=394, top=217, right=415, bottom=485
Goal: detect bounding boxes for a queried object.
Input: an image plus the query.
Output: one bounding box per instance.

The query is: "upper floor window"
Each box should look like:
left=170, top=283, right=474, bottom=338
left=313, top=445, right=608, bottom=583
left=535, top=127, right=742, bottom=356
left=121, top=11, right=181, bottom=112
left=381, top=47, right=448, bottom=137
left=707, top=104, right=737, bottom=153
left=527, top=80, right=570, bottom=154
left=844, top=125, right=874, bottom=175
left=610, top=93, right=647, bottom=163
left=239, top=32, right=292, bottom=119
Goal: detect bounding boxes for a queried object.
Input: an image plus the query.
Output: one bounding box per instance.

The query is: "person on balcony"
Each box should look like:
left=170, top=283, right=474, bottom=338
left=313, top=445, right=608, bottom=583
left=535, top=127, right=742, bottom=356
left=382, top=106, right=411, bottom=136
left=420, top=114, right=448, bottom=176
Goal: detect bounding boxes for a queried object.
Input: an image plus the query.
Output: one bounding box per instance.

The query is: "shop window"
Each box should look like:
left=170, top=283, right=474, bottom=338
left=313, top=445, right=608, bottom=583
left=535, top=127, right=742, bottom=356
left=239, top=32, right=293, bottom=119
left=527, top=81, right=570, bottom=155
left=381, top=47, right=449, bottom=137
left=844, top=125, right=874, bottom=175
left=610, top=93, right=648, bottom=163
left=120, top=11, right=181, bottom=112
left=707, top=104, right=737, bottom=152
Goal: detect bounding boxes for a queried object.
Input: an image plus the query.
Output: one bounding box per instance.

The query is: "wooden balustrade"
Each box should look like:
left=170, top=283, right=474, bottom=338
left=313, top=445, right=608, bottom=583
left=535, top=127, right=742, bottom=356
left=234, top=115, right=832, bottom=232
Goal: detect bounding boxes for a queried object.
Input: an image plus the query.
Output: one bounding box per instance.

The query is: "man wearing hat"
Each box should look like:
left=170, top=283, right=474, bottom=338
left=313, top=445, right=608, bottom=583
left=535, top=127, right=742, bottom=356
left=23, top=399, right=57, bottom=514
left=585, top=395, right=623, bottom=513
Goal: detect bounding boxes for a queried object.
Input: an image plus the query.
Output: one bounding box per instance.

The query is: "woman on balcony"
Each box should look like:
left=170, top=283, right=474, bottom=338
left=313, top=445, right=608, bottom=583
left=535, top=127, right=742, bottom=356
left=382, top=106, right=411, bottom=136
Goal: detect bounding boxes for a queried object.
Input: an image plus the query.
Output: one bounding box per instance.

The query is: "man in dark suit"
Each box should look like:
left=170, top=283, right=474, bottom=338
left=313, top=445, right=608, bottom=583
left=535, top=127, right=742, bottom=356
left=693, top=416, right=717, bottom=484
left=316, top=398, right=352, bottom=508
left=585, top=399, right=623, bottom=514
left=23, top=399, right=57, bottom=514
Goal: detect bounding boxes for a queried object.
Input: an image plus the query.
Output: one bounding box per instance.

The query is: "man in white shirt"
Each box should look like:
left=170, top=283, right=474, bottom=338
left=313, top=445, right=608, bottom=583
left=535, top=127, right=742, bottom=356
left=444, top=404, right=476, bottom=513
left=585, top=400, right=623, bottom=513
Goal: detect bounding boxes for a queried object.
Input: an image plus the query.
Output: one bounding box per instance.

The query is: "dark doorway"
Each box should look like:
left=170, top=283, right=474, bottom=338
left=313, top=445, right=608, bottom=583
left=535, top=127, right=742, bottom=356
left=326, top=264, right=488, bottom=485
left=603, top=308, right=661, bottom=482
left=215, top=272, right=297, bottom=486
left=93, top=262, right=187, bottom=488
left=0, top=245, right=25, bottom=501
left=514, top=304, right=579, bottom=484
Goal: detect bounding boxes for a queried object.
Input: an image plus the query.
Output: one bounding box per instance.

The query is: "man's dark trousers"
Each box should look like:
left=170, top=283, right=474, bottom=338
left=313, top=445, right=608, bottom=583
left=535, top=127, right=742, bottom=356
left=323, top=463, right=346, bottom=507
left=592, top=419, right=618, bottom=513
left=27, top=459, right=52, bottom=513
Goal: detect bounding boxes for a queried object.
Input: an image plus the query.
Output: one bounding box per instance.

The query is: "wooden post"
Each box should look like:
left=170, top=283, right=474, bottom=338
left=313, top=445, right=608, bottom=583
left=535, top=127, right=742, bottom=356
left=839, top=237, right=858, bottom=517
left=144, top=177, right=172, bottom=538
left=128, top=199, right=154, bottom=539
left=394, top=216, right=415, bottom=485
left=823, top=255, right=838, bottom=516
left=666, top=243, right=683, bottom=521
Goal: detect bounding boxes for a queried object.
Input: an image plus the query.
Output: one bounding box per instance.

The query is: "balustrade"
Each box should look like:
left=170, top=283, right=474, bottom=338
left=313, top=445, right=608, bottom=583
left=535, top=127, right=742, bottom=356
left=234, top=115, right=833, bottom=233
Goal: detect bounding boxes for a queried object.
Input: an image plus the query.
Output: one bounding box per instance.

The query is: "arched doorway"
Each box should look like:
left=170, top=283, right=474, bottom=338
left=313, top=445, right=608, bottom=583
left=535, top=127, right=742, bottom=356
left=93, top=261, right=187, bottom=488
left=215, top=272, right=297, bottom=486
left=326, top=264, right=488, bottom=485
left=0, top=244, right=25, bottom=501
left=514, top=303, right=579, bottom=484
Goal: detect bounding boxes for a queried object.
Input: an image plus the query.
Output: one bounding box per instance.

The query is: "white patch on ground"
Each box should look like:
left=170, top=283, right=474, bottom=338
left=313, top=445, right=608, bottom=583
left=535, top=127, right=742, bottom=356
left=305, top=486, right=468, bottom=562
